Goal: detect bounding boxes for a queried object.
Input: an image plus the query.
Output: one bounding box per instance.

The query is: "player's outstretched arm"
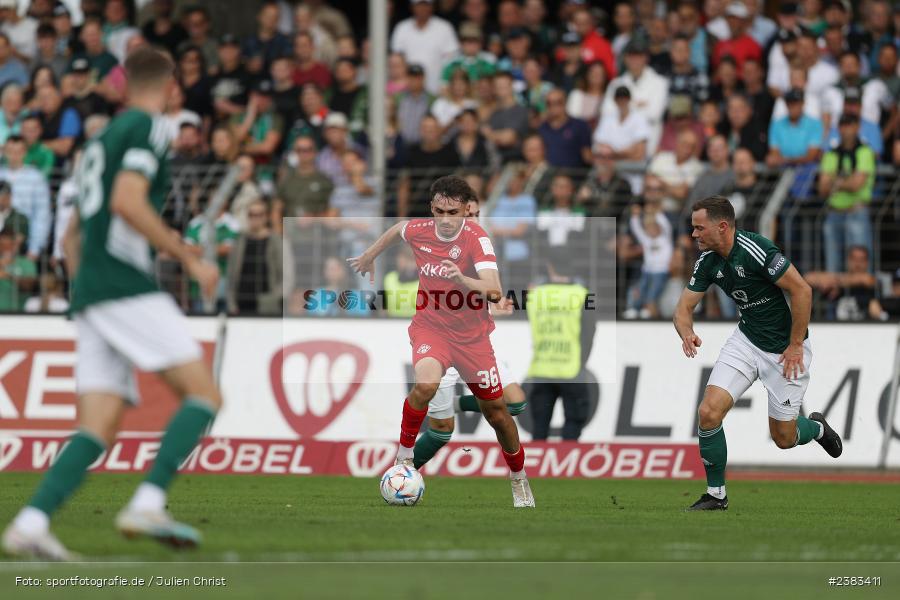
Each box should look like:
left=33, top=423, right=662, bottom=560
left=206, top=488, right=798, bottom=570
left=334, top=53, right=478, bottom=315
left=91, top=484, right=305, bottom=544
left=110, top=171, right=218, bottom=298
left=61, top=210, right=81, bottom=280
left=673, top=288, right=704, bottom=358
left=775, top=264, right=812, bottom=379
left=347, top=220, right=408, bottom=283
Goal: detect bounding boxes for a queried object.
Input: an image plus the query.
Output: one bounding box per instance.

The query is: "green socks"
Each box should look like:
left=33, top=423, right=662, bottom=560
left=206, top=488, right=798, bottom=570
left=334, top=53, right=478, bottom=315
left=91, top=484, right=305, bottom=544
left=28, top=431, right=105, bottom=516
left=145, top=397, right=216, bottom=491
left=795, top=415, right=822, bottom=446
left=458, top=394, right=527, bottom=416
left=413, top=428, right=452, bottom=469
left=698, top=425, right=727, bottom=488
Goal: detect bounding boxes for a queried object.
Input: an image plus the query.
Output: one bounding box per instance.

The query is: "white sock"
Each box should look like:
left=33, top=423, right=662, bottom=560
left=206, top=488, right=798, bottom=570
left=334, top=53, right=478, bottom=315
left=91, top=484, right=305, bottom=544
left=396, top=445, right=414, bottom=461
left=128, top=483, right=167, bottom=513
left=510, top=469, right=526, bottom=480
left=815, top=422, right=824, bottom=440
left=13, top=507, right=50, bottom=535
left=707, top=485, right=726, bottom=500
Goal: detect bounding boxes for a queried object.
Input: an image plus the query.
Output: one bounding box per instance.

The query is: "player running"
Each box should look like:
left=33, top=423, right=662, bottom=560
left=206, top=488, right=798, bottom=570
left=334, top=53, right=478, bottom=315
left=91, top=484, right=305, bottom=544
left=414, top=194, right=527, bottom=470
left=348, top=175, right=534, bottom=508
left=3, top=48, right=223, bottom=560
left=673, top=196, right=842, bottom=511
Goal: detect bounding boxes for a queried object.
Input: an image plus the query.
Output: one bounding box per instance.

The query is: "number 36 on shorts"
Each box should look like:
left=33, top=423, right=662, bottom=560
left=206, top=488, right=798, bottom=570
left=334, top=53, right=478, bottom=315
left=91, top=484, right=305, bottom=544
left=476, top=367, right=499, bottom=388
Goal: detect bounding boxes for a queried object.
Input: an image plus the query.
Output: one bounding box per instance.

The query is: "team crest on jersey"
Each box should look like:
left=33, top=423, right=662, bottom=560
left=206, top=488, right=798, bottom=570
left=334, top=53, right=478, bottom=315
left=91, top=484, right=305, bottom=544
left=731, top=290, right=749, bottom=303
left=449, top=245, right=462, bottom=260
left=736, top=266, right=745, bottom=277
left=416, top=344, right=431, bottom=355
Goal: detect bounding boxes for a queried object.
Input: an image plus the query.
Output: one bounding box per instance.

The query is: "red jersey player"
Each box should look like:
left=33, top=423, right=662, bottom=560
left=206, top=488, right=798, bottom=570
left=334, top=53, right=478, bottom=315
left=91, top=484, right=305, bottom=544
left=348, top=175, right=535, bottom=508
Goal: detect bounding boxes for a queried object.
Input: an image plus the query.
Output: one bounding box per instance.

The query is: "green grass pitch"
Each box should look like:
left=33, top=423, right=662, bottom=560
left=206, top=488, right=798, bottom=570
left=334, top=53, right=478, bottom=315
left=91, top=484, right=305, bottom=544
left=1, top=473, right=898, bottom=599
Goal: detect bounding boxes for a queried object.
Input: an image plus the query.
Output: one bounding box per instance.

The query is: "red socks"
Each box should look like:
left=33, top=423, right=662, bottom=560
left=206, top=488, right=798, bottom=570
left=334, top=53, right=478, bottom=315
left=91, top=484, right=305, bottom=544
left=502, top=446, right=525, bottom=473
left=399, top=397, right=427, bottom=448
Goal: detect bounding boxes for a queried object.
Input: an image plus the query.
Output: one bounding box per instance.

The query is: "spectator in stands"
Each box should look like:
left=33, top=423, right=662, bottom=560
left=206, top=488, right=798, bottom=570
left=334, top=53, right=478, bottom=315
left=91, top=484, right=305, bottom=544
left=184, top=200, right=239, bottom=312
left=698, top=98, right=727, bottom=147
left=51, top=4, right=78, bottom=57
left=538, top=88, right=592, bottom=169
left=386, top=53, right=408, bottom=96
left=488, top=168, right=536, bottom=293
left=771, top=66, right=822, bottom=121
left=823, top=51, right=889, bottom=130
left=536, top=173, right=586, bottom=250
left=821, top=0, right=866, bottom=59
left=724, top=94, right=766, bottom=161
left=395, top=64, right=433, bottom=147
left=283, top=83, right=329, bottom=150
left=688, top=135, right=734, bottom=207
left=565, top=62, right=606, bottom=128
left=862, top=0, right=893, bottom=72
left=624, top=198, right=673, bottom=319
left=210, top=125, right=239, bottom=165
left=669, top=34, right=710, bottom=105
left=23, top=271, right=68, bottom=313
left=0, top=136, right=49, bottom=260
left=522, top=0, right=555, bottom=58
left=519, top=133, right=554, bottom=207
left=330, top=149, right=380, bottom=260
left=744, top=0, right=778, bottom=47
left=36, top=85, right=81, bottom=162
left=0, top=179, right=26, bottom=247
left=171, top=123, right=210, bottom=167
left=742, top=58, right=773, bottom=127
left=0, top=224, right=35, bottom=311
left=0, top=83, right=22, bottom=144
left=398, top=114, right=459, bottom=217
left=453, top=107, right=492, bottom=171
left=211, top=34, right=251, bottom=121
left=521, top=56, right=553, bottom=114
left=229, top=154, right=262, bottom=231
left=178, top=45, right=213, bottom=121
left=75, top=18, right=118, bottom=81
left=91, top=33, right=146, bottom=110
left=328, top=58, right=367, bottom=135
left=806, top=245, right=887, bottom=321
left=550, top=32, right=584, bottom=94
left=577, top=152, right=633, bottom=217
left=611, top=2, right=638, bottom=64
left=242, top=1, right=291, bottom=76
left=483, top=71, right=530, bottom=164
left=20, top=114, right=53, bottom=178
left=709, top=55, right=742, bottom=108
left=793, top=27, right=840, bottom=99
left=270, top=55, right=300, bottom=127
left=570, top=6, right=616, bottom=80
left=390, top=0, right=459, bottom=95
left=676, top=0, right=708, bottom=75
left=874, top=44, right=900, bottom=138
left=273, top=135, right=334, bottom=228
left=766, top=26, right=798, bottom=98
left=593, top=86, right=650, bottom=162
left=799, top=0, right=827, bottom=34
left=442, top=22, right=496, bottom=86
left=178, top=5, right=218, bottom=71
left=497, top=27, right=530, bottom=86
left=383, top=245, right=419, bottom=318
left=433, top=69, right=477, bottom=133
left=160, top=84, right=200, bottom=148
left=712, top=2, right=762, bottom=78
left=317, top=111, right=365, bottom=186
left=293, top=4, right=340, bottom=67
left=648, top=129, right=703, bottom=217
left=102, top=0, right=139, bottom=64
left=33, top=24, right=67, bottom=82
left=226, top=198, right=286, bottom=316
left=819, top=113, right=876, bottom=273
left=723, top=147, right=764, bottom=229
left=231, top=80, right=283, bottom=164
left=63, top=58, right=112, bottom=119
left=602, top=38, right=668, bottom=155
left=0, top=0, right=36, bottom=63
left=826, top=87, right=884, bottom=158
left=658, top=95, right=705, bottom=158
left=141, top=0, right=188, bottom=56
left=646, top=16, right=672, bottom=77
left=305, top=256, right=370, bottom=317
left=0, top=32, right=27, bottom=88
left=293, top=31, right=331, bottom=89
left=767, top=88, right=823, bottom=169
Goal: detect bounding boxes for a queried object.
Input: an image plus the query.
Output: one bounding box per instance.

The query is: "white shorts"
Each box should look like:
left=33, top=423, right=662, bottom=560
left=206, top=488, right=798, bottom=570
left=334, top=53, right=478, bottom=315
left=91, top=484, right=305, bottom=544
left=707, top=328, right=812, bottom=421
left=429, top=359, right=516, bottom=419
left=75, top=292, right=202, bottom=405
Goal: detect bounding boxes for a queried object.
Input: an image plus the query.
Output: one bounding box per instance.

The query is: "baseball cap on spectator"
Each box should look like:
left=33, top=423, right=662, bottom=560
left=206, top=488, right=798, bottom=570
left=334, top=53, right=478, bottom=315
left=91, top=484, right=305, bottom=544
left=70, top=58, right=90, bottom=74
left=253, top=79, right=274, bottom=96
left=52, top=3, right=70, bottom=17
left=220, top=33, right=240, bottom=46
left=324, top=112, right=348, bottom=129
left=825, top=0, right=851, bottom=12
left=843, top=86, right=862, bottom=104
left=504, top=27, right=528, bottom=42
left=777, top=28, right=798, bottom=43
left=459, top=22, right=482, bottom=41
left=561, top=31, right=581, bottom=46
left=613, top=85, right=631, bottom=100
left=407, top=64, right=425, bottom=77
left=623, top=37, right=648, bottom=55
left=838, top=113, right=859, bottom=126
left=725, top=1, right=750, bottom=18
left=779, top=2, right=799, bottom=14
left=669, top=95, right=692, bottom=118
left=784, top=88, right=804, bottom=103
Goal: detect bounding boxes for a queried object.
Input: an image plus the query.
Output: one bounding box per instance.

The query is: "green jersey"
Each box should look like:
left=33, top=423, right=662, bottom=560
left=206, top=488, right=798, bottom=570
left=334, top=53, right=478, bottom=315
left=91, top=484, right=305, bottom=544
left=70, top=109, right=170, bottom=313
left=687, top=229, right=804, bottom=354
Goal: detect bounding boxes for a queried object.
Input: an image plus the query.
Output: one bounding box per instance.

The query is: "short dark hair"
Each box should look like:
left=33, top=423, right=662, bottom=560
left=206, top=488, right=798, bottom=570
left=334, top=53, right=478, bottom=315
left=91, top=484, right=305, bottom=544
left=37, top=23, right=56, bottom=38
left=126, top=47, right=175, bottom=87
left=691, top=195, right=735, bottom=225
left=5, top=134, right=25, bottom=145
left=430, top=175, right=477, bottom=206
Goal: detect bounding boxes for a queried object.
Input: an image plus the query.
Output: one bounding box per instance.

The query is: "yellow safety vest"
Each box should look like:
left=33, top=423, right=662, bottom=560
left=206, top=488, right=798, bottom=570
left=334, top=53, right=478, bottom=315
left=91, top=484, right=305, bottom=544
left=527, top=283, right=588, bottom=379
left=383, top=271, right=419, bottom=318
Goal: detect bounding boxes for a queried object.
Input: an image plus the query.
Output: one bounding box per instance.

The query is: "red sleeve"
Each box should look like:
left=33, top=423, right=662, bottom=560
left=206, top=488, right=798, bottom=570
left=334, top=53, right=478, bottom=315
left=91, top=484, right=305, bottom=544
left=599, top=38, right=617, bottom=79
left=465, top=226, right=498, bottom=272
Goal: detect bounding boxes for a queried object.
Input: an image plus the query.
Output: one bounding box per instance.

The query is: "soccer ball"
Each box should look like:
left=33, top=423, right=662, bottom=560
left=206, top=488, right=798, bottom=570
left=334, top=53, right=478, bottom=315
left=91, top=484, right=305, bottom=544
left=380, top=464, right=425, bottom=506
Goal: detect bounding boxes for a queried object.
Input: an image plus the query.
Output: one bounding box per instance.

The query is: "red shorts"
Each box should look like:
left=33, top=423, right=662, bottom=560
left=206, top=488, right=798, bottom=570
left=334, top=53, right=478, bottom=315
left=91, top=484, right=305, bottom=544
left=409, top=324, right=503, bottom=401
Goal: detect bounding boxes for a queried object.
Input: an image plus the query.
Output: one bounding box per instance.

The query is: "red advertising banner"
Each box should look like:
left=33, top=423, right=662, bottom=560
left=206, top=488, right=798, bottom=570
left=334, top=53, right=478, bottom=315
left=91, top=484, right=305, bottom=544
left=0, top=436, right=704, bottom=479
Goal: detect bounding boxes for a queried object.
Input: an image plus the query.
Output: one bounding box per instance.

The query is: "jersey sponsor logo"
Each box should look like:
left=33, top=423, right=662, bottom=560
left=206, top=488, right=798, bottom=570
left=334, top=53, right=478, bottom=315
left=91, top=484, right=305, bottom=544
left=716, top=271, right=724, bottom=279
left=420, top=263, right=452, bottom=279
left=416, top=343, right=431, bottom=354
left=736, top=266, right=745, bottom=278
left=731, top=290, right=749, bottom=303
left=449, top=245, right=462, bottom=260
left=767, top=253, right=786, bottom=276
left=419, top=245, right=433, bottom=253
left=478, top=236, right=495, bottom=256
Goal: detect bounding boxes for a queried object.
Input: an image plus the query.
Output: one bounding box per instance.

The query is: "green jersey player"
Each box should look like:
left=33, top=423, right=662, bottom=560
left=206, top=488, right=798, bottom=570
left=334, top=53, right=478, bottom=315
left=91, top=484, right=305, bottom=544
left=673, top=196, right=842, bottom=511
left=3, top=48, right=223, bottom=560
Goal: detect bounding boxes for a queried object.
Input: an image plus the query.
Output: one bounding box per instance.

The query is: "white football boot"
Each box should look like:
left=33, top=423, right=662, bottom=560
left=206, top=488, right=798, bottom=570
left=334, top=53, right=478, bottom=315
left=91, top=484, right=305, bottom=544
left=115, top=509, right=201, bottom=549
left=2, top=524, right=77, bottom=561
left=510, top=475, right=536, bottom=508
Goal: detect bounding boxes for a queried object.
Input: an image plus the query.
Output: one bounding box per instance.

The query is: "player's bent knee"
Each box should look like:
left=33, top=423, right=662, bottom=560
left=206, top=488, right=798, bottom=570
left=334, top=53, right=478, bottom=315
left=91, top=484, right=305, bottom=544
left=697, top=403, right=724, bottom=429
left=412, top=381, right=440, bottom=402
left=480, top=400, right=509, bottom=427
left=430, top=417, right=455, bottom=433
left=504, top=383, right=525, bottom=406
left=771, top=430, right=797, bottom=449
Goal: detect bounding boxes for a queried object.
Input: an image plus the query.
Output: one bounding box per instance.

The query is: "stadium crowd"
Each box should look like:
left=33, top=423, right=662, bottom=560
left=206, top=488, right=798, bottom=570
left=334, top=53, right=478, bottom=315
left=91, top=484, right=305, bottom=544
left=0, top=0, right=898, bottom=321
